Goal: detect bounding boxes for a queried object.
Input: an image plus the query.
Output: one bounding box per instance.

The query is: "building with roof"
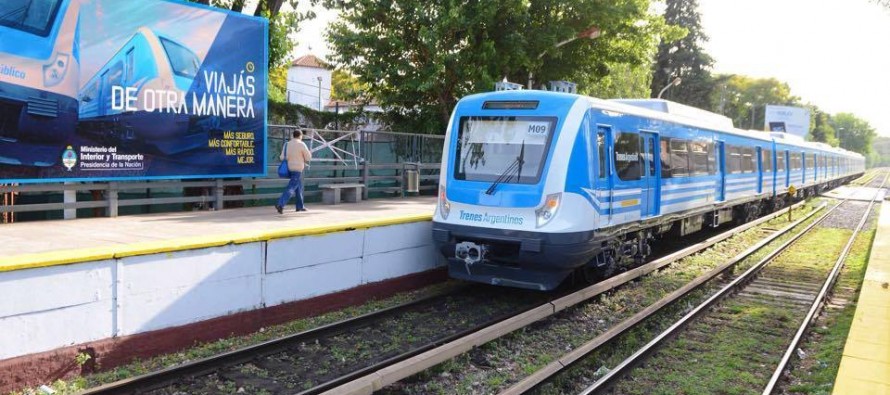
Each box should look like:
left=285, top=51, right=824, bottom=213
left=286, top=54, right=331, bottom=111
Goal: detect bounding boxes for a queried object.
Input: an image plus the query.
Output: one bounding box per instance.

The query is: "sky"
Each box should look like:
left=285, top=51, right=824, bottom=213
left=283, top=1, right=890, bottom=136
left=698, top=0, right=890, bottom=136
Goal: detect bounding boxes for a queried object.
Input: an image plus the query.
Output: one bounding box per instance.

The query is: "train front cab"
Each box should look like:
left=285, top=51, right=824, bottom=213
left=433, top=92, right=609, bottom=290
left=0, top=0, right=80, bottom=164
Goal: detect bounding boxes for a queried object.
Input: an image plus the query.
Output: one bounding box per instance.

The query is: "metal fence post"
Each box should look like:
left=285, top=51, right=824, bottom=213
left=107, top=182, right=118, bottom=218
left=361, top=131, right=370, bottom=200
left=214, top=179, right=224, bottom=210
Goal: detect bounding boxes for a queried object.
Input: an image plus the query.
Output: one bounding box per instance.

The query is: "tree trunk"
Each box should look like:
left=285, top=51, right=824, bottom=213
left=254, top=0, right=285, bottom=17
left=231, top=0, right=245, bottom=12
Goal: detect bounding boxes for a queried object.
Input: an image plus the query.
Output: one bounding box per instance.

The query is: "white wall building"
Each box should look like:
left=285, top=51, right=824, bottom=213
left=286, top=54, right=331, bottom=111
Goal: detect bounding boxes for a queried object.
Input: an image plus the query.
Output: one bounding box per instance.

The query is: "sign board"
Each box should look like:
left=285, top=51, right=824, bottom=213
left=764, top=105, right=810, bottom=138
left=0, top=0, right=268, bottom=183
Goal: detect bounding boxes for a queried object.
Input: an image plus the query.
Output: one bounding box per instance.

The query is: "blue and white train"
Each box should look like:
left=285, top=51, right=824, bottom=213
left=0, top=0, right=80, bottom=159
left=78, top=27, right=202, bottom=154
left=432, top=90, right=864, bottom=290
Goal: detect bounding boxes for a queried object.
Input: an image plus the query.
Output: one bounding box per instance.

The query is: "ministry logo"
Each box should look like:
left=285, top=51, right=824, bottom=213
left=62, top=146, right=77, bottom=171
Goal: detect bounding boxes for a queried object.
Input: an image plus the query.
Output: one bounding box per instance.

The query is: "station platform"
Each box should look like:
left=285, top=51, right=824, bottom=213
left=0, top=196, right=440, bottom=392
left=0, top=196, right=437, bottom=271
left=834, top=200, right=890, bottom=394
left=823, top=185, right=887, bottom=202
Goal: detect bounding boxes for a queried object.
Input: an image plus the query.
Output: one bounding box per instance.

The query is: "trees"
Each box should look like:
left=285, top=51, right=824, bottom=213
left=708, top=74, right=798, bottom=129
left=325, top=0, right=680, bottom=133
left=833, top=113, right=877, bottom=155
left=187, top=0, right=312, bottom=68
left=809, top=111, right=839, bottom=146
left=650, top=0, right=713, bottom=109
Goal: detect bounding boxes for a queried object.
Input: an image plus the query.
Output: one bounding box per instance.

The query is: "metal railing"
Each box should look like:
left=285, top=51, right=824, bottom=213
left=1, top=127, right=444, bottom=222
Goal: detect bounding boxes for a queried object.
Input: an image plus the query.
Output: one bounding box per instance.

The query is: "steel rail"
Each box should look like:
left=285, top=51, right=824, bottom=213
left=500, top=201, right=825, bottom=395
left=578, top=198, right=845, bottom=395
left=80, top=286, right=480, bottom=395
left=762, top=171, right=888, bottom=394
left=319, top=201, right=808, bottom=395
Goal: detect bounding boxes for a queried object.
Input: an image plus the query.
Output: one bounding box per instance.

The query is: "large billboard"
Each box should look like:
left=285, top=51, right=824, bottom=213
left=0, top=0, right=268, bottom=183
left=764, top=105, right=811, bottom=138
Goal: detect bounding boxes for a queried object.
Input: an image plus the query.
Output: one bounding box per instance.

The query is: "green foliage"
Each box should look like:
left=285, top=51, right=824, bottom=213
left=650, top=0, right=713, bottom=109
left=708, top=74, right=800, bottom=129
left=186, top=0, right=314, bottom=68
left=331, top=70, right=368, bottom=101
left=268, top=100, right=374, bottom=130
left=833, top=112, right=877, bottom=155
left=870, top=136, right=890, bottom=167
left=810, top=111, right=838, bottom=146
left=325, top=0, right=678, bottom=134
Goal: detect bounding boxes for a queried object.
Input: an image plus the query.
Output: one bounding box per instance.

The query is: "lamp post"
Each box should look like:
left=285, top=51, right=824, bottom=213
left=317, top=76, right=323, bottom=111
left=837, top=127, right=845, bottom=149
left=657, top=77, right=682, bottom=99
left=528, top=26, right=601, bottom=89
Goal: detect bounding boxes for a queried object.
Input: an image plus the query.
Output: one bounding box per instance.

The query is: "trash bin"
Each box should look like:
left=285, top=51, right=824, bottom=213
left=406, top=170, right=420, bottom=193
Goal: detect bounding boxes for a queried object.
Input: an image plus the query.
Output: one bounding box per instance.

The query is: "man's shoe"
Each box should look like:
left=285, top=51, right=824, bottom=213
left=297, top=207, right=308, bottom=212
left=275, top=205, right=283, bottom=214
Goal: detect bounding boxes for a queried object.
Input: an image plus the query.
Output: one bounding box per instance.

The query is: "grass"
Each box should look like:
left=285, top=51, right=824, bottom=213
left=783, top=213, right=877, bottom=394
left=608, top=226, right=851, bottom=395
left=385, top=202, right=827, bottom=394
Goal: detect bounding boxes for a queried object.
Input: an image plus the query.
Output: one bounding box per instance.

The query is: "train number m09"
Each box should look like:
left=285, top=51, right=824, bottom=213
left=0, top=0, right=80, bottom=154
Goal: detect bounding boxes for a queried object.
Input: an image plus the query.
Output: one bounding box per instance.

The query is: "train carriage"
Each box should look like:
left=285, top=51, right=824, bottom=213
left=432, top=89, right=864, bottom=290
left=0, top=0, right=80, bottom=165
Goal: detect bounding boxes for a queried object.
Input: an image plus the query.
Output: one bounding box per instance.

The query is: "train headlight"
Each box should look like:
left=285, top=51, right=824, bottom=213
left=43, top=53, right=70, bottom=88
left=536, top=193, right=562, bottom=228
left=438, top=185, right=451, bottom=220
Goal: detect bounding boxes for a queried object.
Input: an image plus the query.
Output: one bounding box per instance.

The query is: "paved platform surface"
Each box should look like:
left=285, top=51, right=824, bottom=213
left=0, top=196, right=436, bottom=270
left=834, top=200, right=890, bottom=394
left=823, top=185, right=888, bottom=202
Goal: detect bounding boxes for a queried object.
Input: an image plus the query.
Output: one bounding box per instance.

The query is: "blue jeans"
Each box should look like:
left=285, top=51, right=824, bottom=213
left=277, top=171, right=304, bottom=210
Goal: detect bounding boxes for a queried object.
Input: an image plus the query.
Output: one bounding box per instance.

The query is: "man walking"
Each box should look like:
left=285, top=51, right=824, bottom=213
left=276, top=129, right=312, bottom=214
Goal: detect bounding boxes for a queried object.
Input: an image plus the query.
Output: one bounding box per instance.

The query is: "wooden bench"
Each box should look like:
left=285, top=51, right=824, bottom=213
left=319, top=183, right=365, bottom=205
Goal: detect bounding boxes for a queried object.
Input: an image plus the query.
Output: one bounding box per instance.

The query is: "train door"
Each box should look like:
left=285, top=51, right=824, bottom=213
left=756, top=147, right=763, bottom=194
left=594, top=126, right=613, bottom=225
left=717, top=141, right=726, bottom=201
left=640, top=131, right=659, bottom=218
left=99, top=70, right=110, bottom=117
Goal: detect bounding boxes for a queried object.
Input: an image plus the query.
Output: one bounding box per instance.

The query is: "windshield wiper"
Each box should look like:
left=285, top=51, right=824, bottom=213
left=485, top=140, right=525, bottom=195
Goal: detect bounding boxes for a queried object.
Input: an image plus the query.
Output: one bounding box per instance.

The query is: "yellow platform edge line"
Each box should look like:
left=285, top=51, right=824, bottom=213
left=833, top=201, right=890, bottom=394
left=0, top=213, right=434, bottom=273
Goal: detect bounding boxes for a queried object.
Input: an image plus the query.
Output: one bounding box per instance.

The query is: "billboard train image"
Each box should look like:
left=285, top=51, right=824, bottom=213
left=0, top=0, right=268, bottom=183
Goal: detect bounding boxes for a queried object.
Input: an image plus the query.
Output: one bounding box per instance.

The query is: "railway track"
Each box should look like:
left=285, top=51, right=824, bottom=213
left=81, top=286, right=550, bottom=395
left=564, top=173, right=888, bottom=395
left=79, top=200, right=810, bottom=395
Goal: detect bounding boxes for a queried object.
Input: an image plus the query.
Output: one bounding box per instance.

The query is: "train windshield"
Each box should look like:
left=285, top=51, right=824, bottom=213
left=1, top=0, right=62, bottom=37
left=160, top=37, right=200, bottom=78
left=454, top=116, right=556, bottom=184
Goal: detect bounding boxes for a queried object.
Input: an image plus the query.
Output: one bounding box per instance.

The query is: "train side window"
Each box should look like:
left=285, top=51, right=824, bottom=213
left=741, top=147, right=755, bottom=173
left=728, top=146, right=741, bottom=174
left=776, top=150, right=785, bottom=171
left=689, top=141, right=709, bottom=175
left=125, top=49, right=135, bottom=84
left=763, top=149, right=773, bottom=173
left=707, top=143, right=717, bottom=175
left=791, top=153, right=801, bottom=170
left=614, top=133, right=641, bottom=181
left=669, top=139, right=690, bottom=177
left=660, top=137, right=672, bottom=178
left=806, top=153, right=815, bottom=170
left=81, top=80, right=99, bottom=102
left=108, top=61, right=124, bottom=88
left=596, top=129, right=607, bottom=179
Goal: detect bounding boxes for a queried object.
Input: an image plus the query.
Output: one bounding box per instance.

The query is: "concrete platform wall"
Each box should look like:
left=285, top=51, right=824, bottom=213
left=0, top=221, right=441, bottom=361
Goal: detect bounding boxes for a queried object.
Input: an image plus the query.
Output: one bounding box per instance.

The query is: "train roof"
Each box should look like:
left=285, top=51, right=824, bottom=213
left=462, top=90, right=863, bottom=159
